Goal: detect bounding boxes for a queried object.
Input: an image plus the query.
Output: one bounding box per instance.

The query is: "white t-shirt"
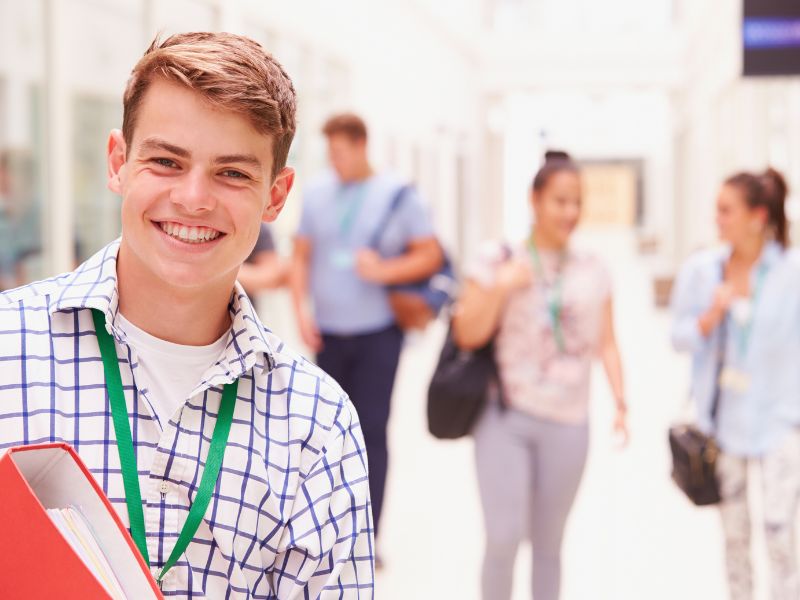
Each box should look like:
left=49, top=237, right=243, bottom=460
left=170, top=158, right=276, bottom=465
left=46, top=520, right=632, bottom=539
left=116, top=313, right=230, bottom=426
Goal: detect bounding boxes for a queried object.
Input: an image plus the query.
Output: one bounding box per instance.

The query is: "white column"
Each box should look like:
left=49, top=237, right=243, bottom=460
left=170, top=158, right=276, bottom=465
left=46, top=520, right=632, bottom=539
left=43, top=0, right=74, bottom=276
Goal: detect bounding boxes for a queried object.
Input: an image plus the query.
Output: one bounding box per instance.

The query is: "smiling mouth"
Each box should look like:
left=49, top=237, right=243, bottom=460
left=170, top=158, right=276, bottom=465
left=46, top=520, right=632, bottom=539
left=158, top=221, right=223, bottom=244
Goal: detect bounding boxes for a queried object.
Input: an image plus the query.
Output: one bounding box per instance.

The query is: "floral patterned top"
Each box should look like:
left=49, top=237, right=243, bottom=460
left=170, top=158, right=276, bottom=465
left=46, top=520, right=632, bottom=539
left=467, top=241, right=611, bottom=423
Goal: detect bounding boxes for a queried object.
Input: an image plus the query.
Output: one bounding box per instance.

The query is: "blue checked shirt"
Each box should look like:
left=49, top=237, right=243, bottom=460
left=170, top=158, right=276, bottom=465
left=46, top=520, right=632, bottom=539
left=0, top=239, right=374, bottom=598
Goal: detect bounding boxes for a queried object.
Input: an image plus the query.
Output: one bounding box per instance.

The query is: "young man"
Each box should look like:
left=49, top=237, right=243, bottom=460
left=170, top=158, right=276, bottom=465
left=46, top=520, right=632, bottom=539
left=0, top=33, right=373, bottom=598
left=290, top=114, right=443, bottom=549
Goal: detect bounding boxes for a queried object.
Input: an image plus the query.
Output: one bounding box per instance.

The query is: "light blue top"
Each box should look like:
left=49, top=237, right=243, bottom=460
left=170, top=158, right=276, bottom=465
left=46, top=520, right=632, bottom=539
left=671, top=241, right=800, bottom=457
left=297, top=170, right=434, bottom=335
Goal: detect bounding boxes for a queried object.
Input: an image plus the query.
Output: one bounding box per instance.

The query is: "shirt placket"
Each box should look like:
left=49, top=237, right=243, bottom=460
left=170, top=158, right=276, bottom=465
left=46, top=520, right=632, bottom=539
left=125, top=341, right=190, bottom=593
left=144, top=411, right=190, bottom=593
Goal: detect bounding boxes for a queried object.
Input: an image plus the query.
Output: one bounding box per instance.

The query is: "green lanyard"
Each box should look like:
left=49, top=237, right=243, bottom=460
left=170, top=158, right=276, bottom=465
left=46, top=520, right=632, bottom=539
left=92, top=309, right=237, bottom=584
left=337, top=183, right=367, bottom=240
left=734, top=263, right=769, bottom=359
left=528, top=236, right=566, bottom=353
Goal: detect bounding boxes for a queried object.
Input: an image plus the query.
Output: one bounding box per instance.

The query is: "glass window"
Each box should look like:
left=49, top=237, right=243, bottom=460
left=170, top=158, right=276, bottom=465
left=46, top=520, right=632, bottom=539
left=73, top=95, right=123, bottom=261
left=0, top=0, right=46, bottom=289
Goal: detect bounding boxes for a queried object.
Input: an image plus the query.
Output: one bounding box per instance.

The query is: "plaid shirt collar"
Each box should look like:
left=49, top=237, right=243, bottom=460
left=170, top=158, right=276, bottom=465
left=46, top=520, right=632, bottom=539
left=48, top=238, right=276, bottom=391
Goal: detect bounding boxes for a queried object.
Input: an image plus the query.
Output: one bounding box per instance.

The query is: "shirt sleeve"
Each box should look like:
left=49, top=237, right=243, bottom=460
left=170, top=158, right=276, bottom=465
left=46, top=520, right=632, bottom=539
left=670, top=257, right=709, bottom=353
left=594, top=258, right=613, bottom=302
left=394, top=186, right=434, bottom=242
left=296, top=192, right=315, bottom=241
left=271, top=398, right=374, bottom=599
left=246, top=225, right=276, bottom=263
left=463, top=241, right=509, bottom=288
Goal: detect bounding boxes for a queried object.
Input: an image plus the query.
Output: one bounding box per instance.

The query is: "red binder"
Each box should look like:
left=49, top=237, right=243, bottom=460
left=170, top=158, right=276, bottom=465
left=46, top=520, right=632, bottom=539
left=0, top=443, right=163, bottom=599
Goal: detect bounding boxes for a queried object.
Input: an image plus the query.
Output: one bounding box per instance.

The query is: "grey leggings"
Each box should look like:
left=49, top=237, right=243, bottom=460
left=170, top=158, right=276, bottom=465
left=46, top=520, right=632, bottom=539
left=474, top=403, right=589, bottom=600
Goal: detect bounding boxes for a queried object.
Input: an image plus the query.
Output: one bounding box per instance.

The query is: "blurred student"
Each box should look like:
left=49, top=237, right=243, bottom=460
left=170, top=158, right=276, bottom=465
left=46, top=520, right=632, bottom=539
left=452, top=151, right=628, bottom=600
left=671, top=168, right=800, bottom=600
left=290, top=113, right=443, bottom=550
left=237, top=223, right=289, bottom=295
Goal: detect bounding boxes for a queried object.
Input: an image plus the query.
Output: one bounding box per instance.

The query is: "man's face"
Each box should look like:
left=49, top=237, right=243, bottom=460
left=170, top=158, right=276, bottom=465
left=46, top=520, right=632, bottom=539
left=108, top=79, right=292, bottom=291
left=327, top=134, right=366, bottom=182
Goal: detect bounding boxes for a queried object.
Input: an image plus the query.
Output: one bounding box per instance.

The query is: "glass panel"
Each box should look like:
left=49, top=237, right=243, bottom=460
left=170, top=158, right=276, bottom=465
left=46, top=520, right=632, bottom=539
left=73, top=95, right=123, bottom=261
left=0, top=0, right=46, bottom=289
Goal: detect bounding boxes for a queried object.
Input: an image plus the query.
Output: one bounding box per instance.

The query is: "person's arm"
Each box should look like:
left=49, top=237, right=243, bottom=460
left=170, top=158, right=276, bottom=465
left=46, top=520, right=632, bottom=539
left=599, top=297, right=628, bottom=444
left=355, top=237, right=443, bottom=285
left=697, top=284, right=733, bottom=337
left=356, top=186, right=444, bottom=285
left=451, top=258, right=532, bottom=350
left=671, top=258, right=730, bottom=352
left=270, top=400, right=373, bottom=598
left=290, top=237, right=322, bottom=352
left=237, top=251, right=289, bottom=295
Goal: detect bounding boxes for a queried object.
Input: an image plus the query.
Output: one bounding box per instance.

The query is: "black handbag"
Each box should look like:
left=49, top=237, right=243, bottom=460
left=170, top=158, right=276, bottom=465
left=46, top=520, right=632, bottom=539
left=669, top=315, right=727, bottom=506
left=426, top=326, right=498, bottom=439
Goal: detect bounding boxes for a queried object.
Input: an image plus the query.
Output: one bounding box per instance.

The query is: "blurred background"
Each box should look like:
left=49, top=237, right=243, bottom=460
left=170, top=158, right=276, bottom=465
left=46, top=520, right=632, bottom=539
left=2, top=1, right=799, bottom=598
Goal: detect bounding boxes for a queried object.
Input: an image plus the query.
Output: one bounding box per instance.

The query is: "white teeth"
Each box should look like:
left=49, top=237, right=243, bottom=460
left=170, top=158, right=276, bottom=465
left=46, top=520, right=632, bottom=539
left=159, top=222, right=221, bottom=244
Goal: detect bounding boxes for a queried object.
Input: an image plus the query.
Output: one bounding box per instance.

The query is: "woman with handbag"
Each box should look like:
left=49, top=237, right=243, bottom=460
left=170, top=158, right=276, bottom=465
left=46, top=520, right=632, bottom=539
left=452, top=151, right=628, bottom=600
left=671, top=168, right=800, bottom=600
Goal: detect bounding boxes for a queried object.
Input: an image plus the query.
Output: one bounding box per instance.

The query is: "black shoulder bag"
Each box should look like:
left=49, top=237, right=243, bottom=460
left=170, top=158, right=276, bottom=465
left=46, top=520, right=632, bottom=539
left=426, top=245, right=511, bottom=440
left=668, top=314, right=727, bottom=506
left=427, top=327, right=499, bottom=439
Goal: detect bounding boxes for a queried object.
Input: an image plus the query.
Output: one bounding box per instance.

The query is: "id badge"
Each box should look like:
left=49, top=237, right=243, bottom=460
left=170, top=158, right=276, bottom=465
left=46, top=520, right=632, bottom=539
left=719, top=367, right=751, bottom=394
left=330, top=249, right=355, bottom=270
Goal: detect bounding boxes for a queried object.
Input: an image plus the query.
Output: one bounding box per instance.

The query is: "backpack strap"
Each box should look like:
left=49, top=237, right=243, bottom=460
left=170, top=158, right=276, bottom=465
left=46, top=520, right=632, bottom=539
left=368, top=184, right=412, bottom=250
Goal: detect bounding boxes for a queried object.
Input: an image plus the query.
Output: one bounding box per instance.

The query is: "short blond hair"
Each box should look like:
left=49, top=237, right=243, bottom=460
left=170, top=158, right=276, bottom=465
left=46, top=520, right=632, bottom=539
left=122, top=32, right=296, bottom=178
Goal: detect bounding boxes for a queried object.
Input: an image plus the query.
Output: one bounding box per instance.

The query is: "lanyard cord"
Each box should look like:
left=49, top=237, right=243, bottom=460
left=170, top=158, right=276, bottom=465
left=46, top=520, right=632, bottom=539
left=92, top=309, right=237, bottom=583
left=528, top=235, right=567, bottom=353
left=733, top=262, right=769, bottom=359
left=337, top=183, right=368, bottom=240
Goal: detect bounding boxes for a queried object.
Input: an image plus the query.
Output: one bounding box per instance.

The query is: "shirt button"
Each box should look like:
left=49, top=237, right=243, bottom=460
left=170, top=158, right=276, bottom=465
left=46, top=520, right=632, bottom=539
left=160, top=481, right=169, bottom=495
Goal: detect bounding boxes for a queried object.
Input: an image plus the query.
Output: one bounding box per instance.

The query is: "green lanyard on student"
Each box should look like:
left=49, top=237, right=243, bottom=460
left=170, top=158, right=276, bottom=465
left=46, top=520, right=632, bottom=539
left=528, top=235, right=567, bottom=353
left=336, top=183, right=367, bottom=240
left=734, top=263, right=769, bottom=359
left=91, top=309, right=237, bottom=585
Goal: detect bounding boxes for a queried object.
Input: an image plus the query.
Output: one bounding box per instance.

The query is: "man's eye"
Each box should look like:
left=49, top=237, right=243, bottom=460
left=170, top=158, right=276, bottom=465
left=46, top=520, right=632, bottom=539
left=222, top=170, right=249, bottom=179
left=153, top=158, right=177, bottom=168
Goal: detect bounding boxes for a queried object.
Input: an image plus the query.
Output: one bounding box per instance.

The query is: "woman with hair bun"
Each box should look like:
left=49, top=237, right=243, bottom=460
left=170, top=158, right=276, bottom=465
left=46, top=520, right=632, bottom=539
left=671, top=167, right=800, bottom=600
left=453, top=150, right=628, bottom=600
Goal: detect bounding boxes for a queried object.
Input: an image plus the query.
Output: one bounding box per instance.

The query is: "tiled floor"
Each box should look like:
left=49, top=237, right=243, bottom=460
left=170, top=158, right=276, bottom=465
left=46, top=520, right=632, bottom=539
left=372, top=229, right=774, bottom=600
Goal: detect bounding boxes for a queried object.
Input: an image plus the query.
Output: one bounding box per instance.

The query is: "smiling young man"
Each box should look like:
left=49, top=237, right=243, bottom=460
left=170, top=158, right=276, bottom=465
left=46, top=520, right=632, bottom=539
left=0, top=33, right=373, bottom=598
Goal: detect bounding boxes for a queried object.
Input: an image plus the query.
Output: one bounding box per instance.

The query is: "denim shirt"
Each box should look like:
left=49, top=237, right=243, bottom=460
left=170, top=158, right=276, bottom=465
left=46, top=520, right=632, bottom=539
left=671, top=241, right=800, bottom=457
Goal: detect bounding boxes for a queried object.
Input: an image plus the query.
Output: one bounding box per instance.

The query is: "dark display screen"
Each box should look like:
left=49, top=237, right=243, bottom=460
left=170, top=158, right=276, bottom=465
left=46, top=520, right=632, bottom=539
left=743, top=0, right=800, bottom=76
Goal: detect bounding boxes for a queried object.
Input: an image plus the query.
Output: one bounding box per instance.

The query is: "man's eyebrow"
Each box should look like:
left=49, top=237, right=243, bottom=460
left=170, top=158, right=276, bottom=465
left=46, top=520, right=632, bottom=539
left=213, top=154, right=262, bottom=169
left=138, top=137, right=191, bottom=158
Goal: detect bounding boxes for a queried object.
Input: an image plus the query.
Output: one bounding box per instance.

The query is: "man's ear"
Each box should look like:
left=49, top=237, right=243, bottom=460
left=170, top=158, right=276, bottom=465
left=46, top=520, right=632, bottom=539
left=107, top=129, right=127, bottom=195
left=262, top=167, right=295, bottom=223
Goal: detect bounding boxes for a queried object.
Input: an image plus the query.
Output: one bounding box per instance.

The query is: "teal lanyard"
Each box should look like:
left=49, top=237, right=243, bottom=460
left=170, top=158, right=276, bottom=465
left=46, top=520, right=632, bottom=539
left=528, top=236, right=567, bottom=353
left=92, top=309, right=237, bottom=584
left=337, top=183, right=367, bottom=240
left=734, top=263, right=769, bottom=359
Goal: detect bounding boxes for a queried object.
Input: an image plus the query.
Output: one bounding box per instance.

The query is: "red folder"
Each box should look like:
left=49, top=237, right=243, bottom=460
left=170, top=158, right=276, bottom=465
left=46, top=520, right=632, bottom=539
left=0, top=443, right=163, bottom=599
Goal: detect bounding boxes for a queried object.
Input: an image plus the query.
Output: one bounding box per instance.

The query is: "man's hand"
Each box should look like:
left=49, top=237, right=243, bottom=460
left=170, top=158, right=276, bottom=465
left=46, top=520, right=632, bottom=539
left=356, top=249, right=388, bottom=284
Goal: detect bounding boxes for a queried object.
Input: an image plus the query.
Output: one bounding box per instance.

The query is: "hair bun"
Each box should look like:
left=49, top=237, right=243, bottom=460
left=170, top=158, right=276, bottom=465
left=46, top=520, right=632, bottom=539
left=544, top=150, right=572, bottom=163
left=762, top=167, right=788, bottom=205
